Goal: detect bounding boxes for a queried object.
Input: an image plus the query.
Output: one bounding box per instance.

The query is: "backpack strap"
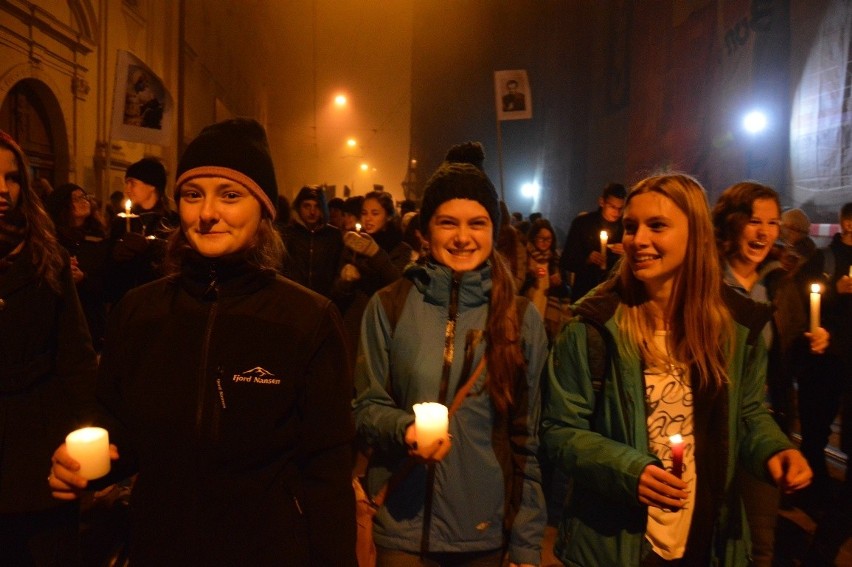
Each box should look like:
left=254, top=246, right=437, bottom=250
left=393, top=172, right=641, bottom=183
left=377, top=278, right=414, bottom=337
left=579, top=317, right=611, bottom=425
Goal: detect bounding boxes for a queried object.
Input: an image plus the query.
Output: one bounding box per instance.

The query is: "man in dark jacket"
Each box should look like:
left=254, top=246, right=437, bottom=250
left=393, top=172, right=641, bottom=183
left=104, top=157, right=178, bottom=304
left=281, top=186, right=343, bottom=298
left=559, top=182, right=626, bottom=301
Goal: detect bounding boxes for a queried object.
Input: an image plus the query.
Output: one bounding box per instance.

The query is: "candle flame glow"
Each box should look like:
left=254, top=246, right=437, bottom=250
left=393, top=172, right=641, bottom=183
left=810, top=283, right=821, bottom=293
left=125, top=199, right=132, bottom=213
left=600, top=230, right=608, bottom=240
left=669, top=434, right=683, bottom=444
left=355, top=223, right=362, bottom=232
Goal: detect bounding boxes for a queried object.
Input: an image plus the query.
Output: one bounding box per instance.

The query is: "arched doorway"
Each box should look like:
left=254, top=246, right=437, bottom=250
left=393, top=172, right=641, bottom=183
left=0, top=79, right=69, bottom=190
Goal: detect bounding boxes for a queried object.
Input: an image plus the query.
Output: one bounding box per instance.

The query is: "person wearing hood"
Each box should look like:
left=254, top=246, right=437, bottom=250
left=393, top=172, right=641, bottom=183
left=281, top=185, right=343, bottom=298
left=49, top=119, right=355, bottom=566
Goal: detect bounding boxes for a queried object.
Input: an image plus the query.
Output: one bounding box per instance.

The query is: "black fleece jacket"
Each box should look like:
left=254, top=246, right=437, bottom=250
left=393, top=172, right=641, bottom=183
left=95, top=251, right=355, bottom=566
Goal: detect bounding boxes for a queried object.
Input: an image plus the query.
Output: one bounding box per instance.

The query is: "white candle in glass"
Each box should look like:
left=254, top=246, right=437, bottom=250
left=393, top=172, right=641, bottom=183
left=66, top=427, right=111, bottom=480
left=412, top=402, right=448, bottom=450
left=600, top=230, right=609, bottom=264
left=809, top=283, right=821, bottom=334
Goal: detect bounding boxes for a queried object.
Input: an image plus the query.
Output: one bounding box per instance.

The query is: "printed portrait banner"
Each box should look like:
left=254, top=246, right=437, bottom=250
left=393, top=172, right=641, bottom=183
left=110, top=50, right=174, bottom=145
left=494, top=69, right=532, bottom=121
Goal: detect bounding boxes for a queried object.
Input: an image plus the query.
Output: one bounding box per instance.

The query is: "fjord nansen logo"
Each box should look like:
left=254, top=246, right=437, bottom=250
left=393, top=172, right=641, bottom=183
left=232, top=367, right=281, bottom=385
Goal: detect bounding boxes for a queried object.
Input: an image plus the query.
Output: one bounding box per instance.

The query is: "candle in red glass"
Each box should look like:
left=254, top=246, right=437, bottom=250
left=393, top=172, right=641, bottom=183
left=669, top=434, right=683, bottom=479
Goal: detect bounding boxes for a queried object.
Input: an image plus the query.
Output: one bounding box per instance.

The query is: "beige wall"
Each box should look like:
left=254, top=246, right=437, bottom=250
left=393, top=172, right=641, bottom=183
left=0, top=0, right=179, bottom=202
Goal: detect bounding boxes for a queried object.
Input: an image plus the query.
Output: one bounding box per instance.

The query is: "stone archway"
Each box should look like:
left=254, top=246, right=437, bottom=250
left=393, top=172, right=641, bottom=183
left=0, top=79, right=70, bottom=189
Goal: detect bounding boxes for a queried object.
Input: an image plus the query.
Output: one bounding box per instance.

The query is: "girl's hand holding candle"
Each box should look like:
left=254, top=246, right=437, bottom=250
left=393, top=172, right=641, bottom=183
left=408, top=403, right=450, bottom=462
left=65, top=427, right=111, bottom=480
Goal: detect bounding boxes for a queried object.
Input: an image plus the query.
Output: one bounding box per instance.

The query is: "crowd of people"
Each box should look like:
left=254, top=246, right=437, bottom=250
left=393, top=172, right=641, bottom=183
left=0, top=121, right=849, bottom=566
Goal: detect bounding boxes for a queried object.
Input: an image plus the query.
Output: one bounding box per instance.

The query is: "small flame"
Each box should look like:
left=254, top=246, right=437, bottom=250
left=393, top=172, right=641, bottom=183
left=810, top=283, right=821, bottom=294
left=600, top=230, right=608, bottom=241
left=355, top=223, right=362, bottom=232
left=125, top=199, right=132, bottom=213
left=669, top=434, right=683, bottom=445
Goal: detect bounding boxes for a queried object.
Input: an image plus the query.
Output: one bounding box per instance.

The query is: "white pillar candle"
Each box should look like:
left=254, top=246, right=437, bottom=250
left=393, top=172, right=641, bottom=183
left=66, top=427, right=111, bottom=480
left=809, top=283, right=821, bottom=334
left=848, top=265, right=852, bottom=278
left=600, top=230, right=609, bottom=264
left=124, top=199, right=132, bottom=232
left=412, top=402, right=448, bottom=450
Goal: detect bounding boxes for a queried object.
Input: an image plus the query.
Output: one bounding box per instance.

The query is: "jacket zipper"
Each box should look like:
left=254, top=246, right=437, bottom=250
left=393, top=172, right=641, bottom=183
left=195, top=265, right=219, bottom=438
left=421, top=275, right=460, bottom=553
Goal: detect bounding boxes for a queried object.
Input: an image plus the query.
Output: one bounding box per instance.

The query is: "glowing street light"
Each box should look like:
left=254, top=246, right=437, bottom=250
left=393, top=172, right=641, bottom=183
left=743, top=110, right=767, bottom=134
left=360, top=163, right=369, bottom=171
left=347, top=138, right=357, bottom=148
left=334, top=94, right=348, bottom=106
left=520, top=181, right=540, bottom=199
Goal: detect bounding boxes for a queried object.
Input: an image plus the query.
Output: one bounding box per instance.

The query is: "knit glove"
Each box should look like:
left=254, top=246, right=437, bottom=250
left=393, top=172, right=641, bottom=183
left=344, top=231, right=379, bottom=257
left=340, top=263, right=361, bottom=282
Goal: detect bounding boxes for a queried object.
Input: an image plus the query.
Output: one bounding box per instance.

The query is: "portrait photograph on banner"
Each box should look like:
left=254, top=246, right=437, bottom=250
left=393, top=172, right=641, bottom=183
left=110, top=50, right=174, bottom=146
left=494, top=69, right=532, bottom=121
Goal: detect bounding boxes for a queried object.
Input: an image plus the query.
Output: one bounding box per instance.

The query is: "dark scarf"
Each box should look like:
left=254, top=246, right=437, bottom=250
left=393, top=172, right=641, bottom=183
left=0, top=206, right=26, bottom=267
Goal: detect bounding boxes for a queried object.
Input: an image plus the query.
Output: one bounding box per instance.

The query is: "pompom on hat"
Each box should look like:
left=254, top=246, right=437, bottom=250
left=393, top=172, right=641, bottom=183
left=175, top=118, right=278, bottom=219
left=420, top=141, right=500, bottom=238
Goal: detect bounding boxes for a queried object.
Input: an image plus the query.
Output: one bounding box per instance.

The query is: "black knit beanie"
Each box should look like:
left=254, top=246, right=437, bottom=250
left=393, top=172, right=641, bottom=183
left=175, top=118, right=278, bottom=219
left=420, top=142, right=500, bottom=238
left=125, top=157, right=167, bottom=196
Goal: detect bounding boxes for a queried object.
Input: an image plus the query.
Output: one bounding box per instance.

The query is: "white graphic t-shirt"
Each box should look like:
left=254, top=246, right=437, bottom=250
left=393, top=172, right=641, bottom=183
left=644, top=331, right=696, bottom=560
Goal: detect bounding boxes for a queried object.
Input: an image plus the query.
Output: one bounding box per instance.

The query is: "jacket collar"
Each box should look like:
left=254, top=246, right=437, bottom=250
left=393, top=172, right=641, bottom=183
left=178, top=250, right=276, bottom=300
left=406, top=260, right=491, bottom=311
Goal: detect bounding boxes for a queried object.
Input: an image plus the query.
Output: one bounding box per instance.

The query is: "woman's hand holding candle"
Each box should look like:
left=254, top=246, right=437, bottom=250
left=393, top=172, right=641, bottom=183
left=406, top=403, right=451, bottom=463
left=804, top=325, right=830, bottom=354
left=637, top=463, right=688, bottom=510
left=48, top=436, right=120, bottom=500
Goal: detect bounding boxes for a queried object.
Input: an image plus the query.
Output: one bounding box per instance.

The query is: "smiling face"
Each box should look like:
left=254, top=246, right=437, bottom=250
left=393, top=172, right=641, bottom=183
left=532, top=227, right=554, bottom=252
left=427, top=198, right=493, bottom=273
left=361, top=197, right=389, bottom=234
left=70, top=189, right=92, bottom=224
left=734, top=198, right=780, bottom=270
left=178, top=176, right=262, bottom=258
left=622, top=191, right=688, bottom=300
left=0, top=148, right=21, bottom=218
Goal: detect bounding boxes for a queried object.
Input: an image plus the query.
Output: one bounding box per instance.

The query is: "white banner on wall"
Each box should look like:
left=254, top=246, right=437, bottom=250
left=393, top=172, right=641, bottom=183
left=110, top=50, right=174, bottom=146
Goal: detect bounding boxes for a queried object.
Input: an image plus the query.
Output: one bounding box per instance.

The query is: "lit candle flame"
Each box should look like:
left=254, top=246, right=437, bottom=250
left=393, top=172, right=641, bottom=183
left=669, top=434, right=683, bottom=444
left=810, top=283, right=820, bottom=294
left=125, top=199, right=132, bottom=214
left=355, top=223, right=362, bottom=232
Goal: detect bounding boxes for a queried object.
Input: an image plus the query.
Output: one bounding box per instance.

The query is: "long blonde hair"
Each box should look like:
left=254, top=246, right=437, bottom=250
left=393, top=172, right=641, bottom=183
left=609, top=173, right=732, bottom=391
